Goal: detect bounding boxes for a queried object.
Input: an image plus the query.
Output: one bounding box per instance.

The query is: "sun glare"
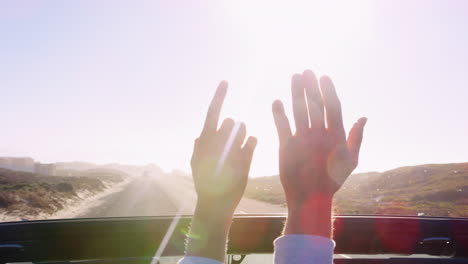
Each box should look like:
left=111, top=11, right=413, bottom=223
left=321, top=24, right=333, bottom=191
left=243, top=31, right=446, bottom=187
left=224, top=0, right=374, bottom=73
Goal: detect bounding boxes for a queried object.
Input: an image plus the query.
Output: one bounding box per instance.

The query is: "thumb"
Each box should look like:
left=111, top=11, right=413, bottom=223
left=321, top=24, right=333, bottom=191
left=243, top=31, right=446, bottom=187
left=347, top=117, right=367, bottom=163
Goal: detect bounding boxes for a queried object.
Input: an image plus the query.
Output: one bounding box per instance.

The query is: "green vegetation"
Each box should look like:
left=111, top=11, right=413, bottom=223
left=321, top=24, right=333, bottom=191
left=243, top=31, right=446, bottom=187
left=245, top=163, right=468, bottom=217
left=0, top=168, right=127, bottom=216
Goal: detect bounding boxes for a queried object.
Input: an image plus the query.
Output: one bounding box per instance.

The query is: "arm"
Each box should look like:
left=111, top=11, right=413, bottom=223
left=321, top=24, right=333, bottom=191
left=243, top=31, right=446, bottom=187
left=272, top=70, right=367, bottom=262
left=180, top=81, right=257, bottom=263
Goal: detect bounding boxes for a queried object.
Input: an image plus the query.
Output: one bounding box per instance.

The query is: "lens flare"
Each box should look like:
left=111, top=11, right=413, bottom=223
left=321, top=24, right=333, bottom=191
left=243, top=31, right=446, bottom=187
left=214, top=122, right=242, bottom=177
left=151, top=201, right=188, bottom=264
left=151, top=123, right=241, bottom=262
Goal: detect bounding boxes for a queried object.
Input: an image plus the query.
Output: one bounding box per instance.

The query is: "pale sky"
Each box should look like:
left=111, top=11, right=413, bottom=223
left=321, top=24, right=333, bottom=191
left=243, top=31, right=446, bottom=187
left=1, top=0, right=467, bottom=176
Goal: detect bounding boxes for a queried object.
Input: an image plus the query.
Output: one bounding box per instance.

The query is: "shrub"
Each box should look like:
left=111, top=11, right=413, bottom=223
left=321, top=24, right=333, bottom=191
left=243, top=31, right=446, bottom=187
left=55, top=182, right=75, bottom=193
left=0, top=192, right=16, bottom=208
left=25, top=193, right=50, bottom=209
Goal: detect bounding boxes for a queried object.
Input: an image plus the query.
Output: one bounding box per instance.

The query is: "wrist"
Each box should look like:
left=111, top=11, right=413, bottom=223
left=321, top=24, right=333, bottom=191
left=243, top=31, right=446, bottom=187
left=195, top=200, right=235, bottom=222
left=285, top=193, right=333, bottom=238
left=191, top=200, right=234, bottom=238
left=286, top=192, right=333, bottom=212
left=185, top=201, right=234, bottom=262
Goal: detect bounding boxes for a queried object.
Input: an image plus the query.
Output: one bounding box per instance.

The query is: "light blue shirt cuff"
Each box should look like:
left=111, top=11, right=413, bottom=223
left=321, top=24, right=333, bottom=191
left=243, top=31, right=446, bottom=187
left=178, top=256, right=224, bottom=264
left=274, top=235, right=335, bottom=264
left=178, top=235, right=335, bottom=264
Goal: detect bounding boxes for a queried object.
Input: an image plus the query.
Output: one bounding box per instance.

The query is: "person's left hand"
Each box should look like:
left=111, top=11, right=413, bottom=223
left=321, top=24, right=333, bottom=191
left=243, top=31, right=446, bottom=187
left=191, top=80, right=257, bottom=215
left=185, top=81, right=257, bottom=262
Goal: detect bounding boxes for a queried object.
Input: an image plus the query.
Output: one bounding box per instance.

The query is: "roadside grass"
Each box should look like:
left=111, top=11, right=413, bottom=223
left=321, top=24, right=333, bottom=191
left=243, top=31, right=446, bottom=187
left=0, top=168, right=127, bottom=216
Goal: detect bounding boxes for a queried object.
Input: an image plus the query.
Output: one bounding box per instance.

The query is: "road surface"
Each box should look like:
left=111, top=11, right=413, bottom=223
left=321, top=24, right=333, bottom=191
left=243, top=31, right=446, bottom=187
left=76, top=175, right=286, bottom=218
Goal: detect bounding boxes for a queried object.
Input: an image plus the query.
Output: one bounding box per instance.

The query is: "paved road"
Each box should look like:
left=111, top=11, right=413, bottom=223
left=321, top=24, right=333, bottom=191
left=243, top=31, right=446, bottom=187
left=76, top=175, right=286, bottom=218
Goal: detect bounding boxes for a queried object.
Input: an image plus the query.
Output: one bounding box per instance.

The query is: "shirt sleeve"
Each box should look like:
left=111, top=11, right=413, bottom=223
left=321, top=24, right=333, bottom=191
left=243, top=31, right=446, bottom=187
left=273, top=234, right=335, bottom=264
left=178, top=256, right=224, bottom=264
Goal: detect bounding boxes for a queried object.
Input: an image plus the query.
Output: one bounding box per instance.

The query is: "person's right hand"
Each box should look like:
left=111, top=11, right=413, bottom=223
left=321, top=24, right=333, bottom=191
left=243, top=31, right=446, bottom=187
left=272, top=70, right=367, bottom=237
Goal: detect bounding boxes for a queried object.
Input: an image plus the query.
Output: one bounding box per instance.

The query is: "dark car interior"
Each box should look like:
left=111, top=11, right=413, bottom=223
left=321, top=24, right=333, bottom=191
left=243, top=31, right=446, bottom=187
left=1, top=215, right=467, bottom=264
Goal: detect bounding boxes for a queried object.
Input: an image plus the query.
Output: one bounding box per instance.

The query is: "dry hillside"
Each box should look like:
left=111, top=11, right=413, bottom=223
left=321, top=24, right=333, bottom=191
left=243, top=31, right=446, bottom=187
left=0, top=168, right=127, bottom=217
left=245, top=163, right=468, bottom=217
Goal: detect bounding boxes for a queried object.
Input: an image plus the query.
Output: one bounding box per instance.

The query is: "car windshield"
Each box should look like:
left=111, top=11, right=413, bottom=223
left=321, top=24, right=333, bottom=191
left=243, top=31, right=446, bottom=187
left=0, top=0, right=467, bottom=224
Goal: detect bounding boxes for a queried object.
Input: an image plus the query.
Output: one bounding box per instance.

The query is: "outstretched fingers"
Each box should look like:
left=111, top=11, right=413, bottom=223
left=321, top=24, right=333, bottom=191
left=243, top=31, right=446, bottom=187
left=233, top=122, right=247, bottom=149
left=218, top=118, right=235, bottom=143
left=347, top=117, right=368, bottom=163
left=242, top=136, right=258, bottom=170
left=201, top=81, right=228, bottom=136
left=227, top=122, right=247, bottom=171
left=303, top=70, right=324, bottom=130
left=291, top=74, right=309, bottom=135
left=272, top=100, right=292, bottom=146
left=320, top=76, right=346, bottom=142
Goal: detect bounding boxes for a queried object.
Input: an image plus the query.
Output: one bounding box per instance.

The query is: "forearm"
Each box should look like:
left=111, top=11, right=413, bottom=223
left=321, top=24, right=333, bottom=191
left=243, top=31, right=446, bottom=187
left=185, top=202, right=233, bottom=262
left=284, top=194, right=333, bottom=238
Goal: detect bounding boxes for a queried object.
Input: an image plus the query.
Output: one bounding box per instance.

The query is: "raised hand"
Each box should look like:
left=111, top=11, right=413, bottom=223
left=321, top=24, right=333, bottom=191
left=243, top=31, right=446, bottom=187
left=272, top=70, right=367, bottom=237
left=186, top=81, right=257, bottom=262
left=191, top=80, right=257, bottom=213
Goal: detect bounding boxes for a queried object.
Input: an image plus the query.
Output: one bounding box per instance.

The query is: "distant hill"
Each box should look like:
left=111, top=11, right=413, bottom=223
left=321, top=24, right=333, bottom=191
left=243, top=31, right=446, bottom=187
left=56, top=162, right=163, bottom=177
left=55, top=168, right=129, bottom=183
left=55, top=161, right=97, bottom=171
left=245, top=163, right=468, bottom=217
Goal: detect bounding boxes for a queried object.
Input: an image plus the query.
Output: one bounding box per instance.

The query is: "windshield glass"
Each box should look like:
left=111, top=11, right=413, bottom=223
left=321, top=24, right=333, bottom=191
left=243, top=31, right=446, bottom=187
left=1, top=0, right=467, bottom=223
